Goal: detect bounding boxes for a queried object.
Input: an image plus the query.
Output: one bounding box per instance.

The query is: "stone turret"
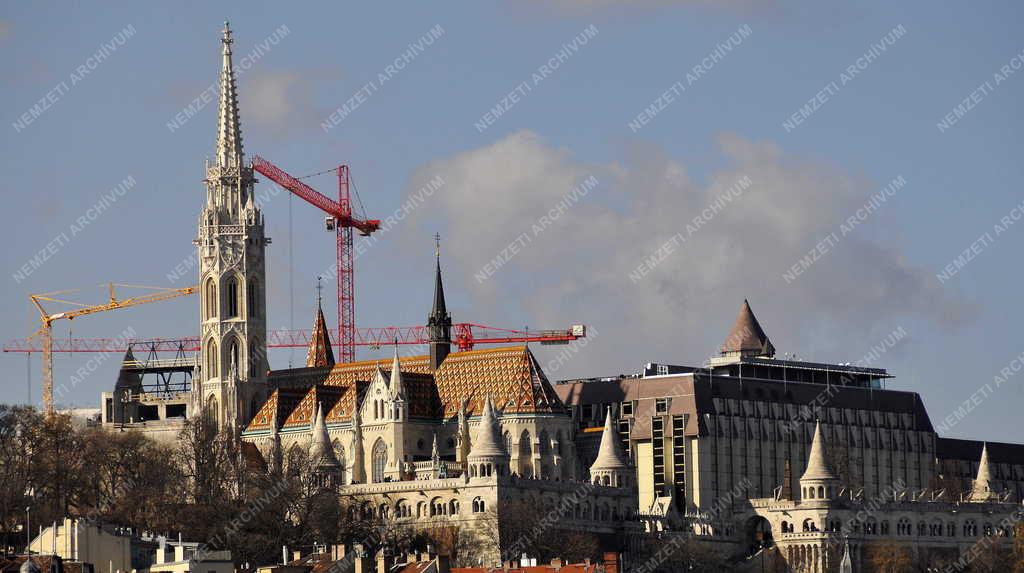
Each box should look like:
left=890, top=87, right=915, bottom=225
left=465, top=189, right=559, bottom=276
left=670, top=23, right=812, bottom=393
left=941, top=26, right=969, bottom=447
left=970, top=443, right=999, bottom=502
left=310, top=402, right=340, bottom=488
left=589, top=410, right=631, bottom=487
left=467, top=397, right=509, bottom=479
left=800, top=420, right=840, bottom=501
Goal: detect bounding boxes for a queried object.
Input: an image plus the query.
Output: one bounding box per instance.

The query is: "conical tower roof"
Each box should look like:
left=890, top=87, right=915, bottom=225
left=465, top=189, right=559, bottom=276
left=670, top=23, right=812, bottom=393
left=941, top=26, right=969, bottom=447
left=591, top=410, right=629, bottom=472
left=216, top=21, right=243, bottom=167
left=388, top=343, right=404, bottom=399
left=309, top=402, right=340, bottom=468
left=971, top=443, right=997, bottom=501
left=306, top=300, right=335, bottom=368
left=721, top=299, right=775, bottom=357
left=800, top=420, right=838, bottom=482
left=468, top=397, right=508, bottom=460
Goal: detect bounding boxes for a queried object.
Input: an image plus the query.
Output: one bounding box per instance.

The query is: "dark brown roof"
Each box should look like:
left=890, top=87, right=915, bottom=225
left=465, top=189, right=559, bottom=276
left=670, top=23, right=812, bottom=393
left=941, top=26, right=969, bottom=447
left=555, top=372, right=936, bottom=438
left=721, top=299, right=775, bottom=357
left=937, top=437, right=1024, bottom=465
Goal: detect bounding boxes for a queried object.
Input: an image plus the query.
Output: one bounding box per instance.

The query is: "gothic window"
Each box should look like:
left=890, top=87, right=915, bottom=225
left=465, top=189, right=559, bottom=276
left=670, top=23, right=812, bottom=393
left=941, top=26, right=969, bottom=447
left=247, top=279, right=259, bottom=318
left=225, top=276, right=240, bottom=318
left=519, top=430, right=533, bottom=477
left=206, top=339, right=218, bottom=380
left=371, top=439, right=387, bottom=483
left=395, top=500, right=410, bottom=519
left=504, top=431, right=512, bottom=454
left=205, top=395, right=219, bottom=426
left=472, top=497, right=485, bottom=513
left=449, top=500, right=459, bottom=514
left=204, top=278, right=217, bottom=319
left=964, top=520, right=977, bottom=536
left=228, top=338, right=241, bottom=376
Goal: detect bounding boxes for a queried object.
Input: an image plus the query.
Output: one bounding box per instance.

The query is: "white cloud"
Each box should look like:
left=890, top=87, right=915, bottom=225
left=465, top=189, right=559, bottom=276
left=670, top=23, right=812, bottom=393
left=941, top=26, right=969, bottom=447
left=402, top=130, right=971, bottom=377
left=243, top=70, right=315, bottom=136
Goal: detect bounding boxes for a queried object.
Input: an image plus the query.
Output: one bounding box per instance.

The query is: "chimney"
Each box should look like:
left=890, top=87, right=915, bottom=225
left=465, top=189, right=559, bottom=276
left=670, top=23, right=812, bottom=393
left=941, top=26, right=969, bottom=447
left=353, top=554, right=373, bottom=573
left=332, top=545, right=347, bottom=561
left=602, top=553, right=620, bottom=573
left=436, top=555, right=450, bottom=573
left=282, top=546, right=288, bottom=565
left=375, top=551, right=393, bottom=573
left=293, top=550, right=302, bottom=562
left=550, top=558, right=563, bottom=570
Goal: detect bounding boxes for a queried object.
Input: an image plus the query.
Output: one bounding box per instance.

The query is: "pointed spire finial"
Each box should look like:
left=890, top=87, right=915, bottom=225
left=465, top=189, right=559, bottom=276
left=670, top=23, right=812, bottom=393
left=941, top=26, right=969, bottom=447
left=316, top=276, right=324, bottom=308
left=434, top=232, right=441, bottom=260
left=216, top=20, right=243, bottom=168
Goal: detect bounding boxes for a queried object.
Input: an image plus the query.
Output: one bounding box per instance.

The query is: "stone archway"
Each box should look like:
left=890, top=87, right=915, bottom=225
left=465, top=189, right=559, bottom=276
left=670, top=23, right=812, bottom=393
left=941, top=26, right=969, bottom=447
left=745, top=515, right=774, bottom=555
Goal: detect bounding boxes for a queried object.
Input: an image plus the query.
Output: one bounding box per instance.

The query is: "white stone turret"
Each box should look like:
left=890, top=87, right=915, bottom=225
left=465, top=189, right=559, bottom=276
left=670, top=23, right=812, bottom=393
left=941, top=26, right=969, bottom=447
left=800, top=420, right=840, bottom=501
left=467, top=397, right=509, bottom=479
left=589, top=410, right=631, bottom=487
left=310, top=402, right=340, bottom=488
left=970, top=443, right=999, bottom=502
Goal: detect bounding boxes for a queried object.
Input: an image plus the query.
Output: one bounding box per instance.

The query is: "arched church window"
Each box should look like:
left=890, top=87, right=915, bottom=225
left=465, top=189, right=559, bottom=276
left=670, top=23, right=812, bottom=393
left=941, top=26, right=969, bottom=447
left=372, top=439, right=387, bottom=483
left=206, top=340, right=218, bottom=380
left=225, top=276, right=240, bottom=318
left=519, top=430, right=533, bottom=477
left=204, top=278, right=217, bottom=319
left=205, top=394, right=219, bottom=426
left=228, top=338, right=241, bottom=376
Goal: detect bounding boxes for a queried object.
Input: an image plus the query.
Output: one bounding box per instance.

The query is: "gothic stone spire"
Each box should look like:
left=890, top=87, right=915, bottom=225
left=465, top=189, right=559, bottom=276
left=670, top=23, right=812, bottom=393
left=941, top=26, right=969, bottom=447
left=216, top=21, right=243, bottom=168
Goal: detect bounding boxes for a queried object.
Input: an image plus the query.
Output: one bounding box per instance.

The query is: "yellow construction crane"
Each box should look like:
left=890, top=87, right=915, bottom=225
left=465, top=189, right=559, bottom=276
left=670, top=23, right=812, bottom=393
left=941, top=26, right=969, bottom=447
left=28, top=283, right=196, bottom=415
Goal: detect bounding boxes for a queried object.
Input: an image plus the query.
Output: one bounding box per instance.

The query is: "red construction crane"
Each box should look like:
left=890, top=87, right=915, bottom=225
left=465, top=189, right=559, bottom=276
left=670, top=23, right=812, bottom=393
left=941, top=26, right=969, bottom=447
left=3, top=324, right=587, bottom=354
left=251, top=155, right=380, bottom=363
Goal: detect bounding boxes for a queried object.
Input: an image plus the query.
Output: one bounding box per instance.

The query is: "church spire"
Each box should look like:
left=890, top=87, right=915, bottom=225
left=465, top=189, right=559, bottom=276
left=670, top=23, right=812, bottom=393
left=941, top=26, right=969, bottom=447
left=306, top=283, right=335, bottom=368
left=216, top=20, right=243, bottom=168
left=428, top=233, right=452, bottom=370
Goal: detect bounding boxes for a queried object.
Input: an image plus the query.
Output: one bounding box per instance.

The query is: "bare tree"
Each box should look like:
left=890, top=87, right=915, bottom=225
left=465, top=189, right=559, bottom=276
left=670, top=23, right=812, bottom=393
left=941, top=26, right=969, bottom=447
left=866, top=541, right=912, bottom=573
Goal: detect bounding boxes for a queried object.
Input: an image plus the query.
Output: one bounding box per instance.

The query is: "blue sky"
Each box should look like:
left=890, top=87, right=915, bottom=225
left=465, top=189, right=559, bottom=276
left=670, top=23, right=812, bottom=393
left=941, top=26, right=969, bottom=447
left=1, top=1, right=1022, bottom=441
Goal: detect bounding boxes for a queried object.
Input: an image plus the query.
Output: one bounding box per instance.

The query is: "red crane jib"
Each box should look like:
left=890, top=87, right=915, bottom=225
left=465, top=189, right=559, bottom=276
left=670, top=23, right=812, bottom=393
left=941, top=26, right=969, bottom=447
left=2, top=325, right=583, bottom=353
left=251, top=155, right=379, bottom=233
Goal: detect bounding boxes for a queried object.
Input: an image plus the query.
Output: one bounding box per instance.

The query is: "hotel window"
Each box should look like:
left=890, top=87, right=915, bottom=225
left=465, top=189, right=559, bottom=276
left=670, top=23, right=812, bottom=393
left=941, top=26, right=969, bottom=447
left=621, top=401, right=633, bottom=417
left=655, top=398, right=670, bottom=414
left=657, top=364, right=669, bottom=375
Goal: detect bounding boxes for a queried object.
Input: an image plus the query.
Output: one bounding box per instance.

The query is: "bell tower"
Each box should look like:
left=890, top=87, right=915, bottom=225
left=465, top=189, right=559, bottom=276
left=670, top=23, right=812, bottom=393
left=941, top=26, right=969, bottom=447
left=194, top=21, right=269, bottom=430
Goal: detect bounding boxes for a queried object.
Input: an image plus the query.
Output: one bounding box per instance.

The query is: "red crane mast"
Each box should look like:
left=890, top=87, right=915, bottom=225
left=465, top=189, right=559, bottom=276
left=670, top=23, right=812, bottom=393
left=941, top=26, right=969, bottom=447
left=251, top=156, right=380, bottom=363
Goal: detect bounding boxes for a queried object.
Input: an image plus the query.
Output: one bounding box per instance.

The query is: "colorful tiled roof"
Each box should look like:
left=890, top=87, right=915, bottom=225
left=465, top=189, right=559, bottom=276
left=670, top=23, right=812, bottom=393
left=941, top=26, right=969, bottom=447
left=306, top=304, right=336, bottom=368
left=244, top=346, right=565, bottom=434
left=282, top=385, right=346, bottom=429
